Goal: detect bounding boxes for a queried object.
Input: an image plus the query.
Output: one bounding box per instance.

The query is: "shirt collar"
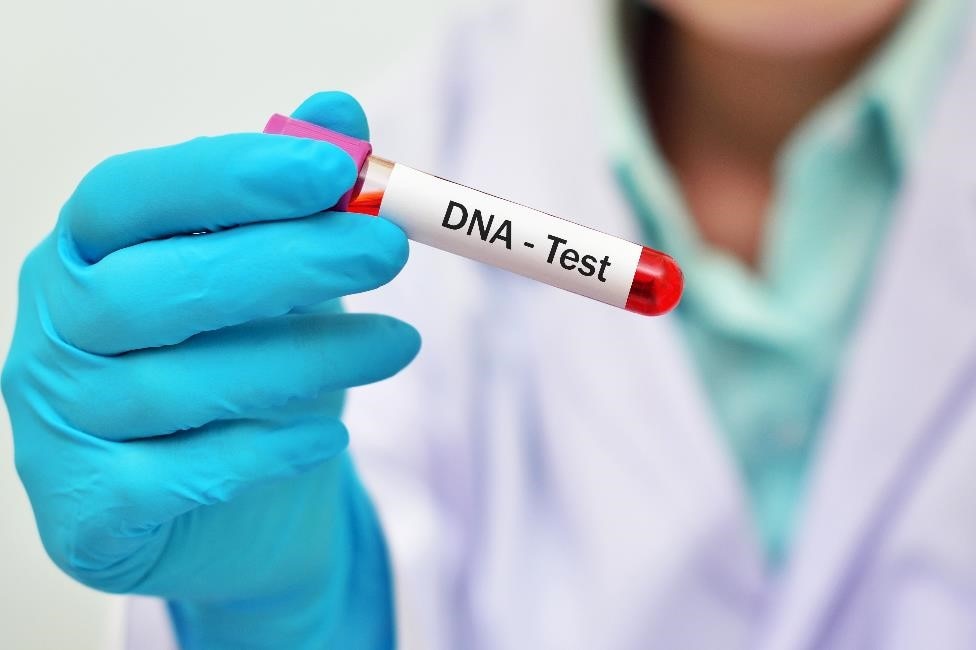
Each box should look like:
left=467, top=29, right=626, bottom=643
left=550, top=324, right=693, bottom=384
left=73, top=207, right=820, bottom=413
left=856, top=0, right=971, bottom=169
left=596, top=0, right=970, bottom=340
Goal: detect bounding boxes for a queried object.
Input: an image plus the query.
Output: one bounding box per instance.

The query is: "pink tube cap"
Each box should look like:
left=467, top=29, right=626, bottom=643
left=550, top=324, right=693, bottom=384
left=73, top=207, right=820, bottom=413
left=263, top=113, right=372, bottom=210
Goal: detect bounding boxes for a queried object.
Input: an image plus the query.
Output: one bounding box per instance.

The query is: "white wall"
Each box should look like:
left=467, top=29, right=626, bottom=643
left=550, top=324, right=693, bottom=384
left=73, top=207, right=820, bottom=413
left=0, top=1, right=479, bottom=647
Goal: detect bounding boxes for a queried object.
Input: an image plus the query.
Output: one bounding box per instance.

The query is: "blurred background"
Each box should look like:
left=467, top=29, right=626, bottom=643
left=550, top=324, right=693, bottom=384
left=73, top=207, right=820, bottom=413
left=0, top=1, right=483, bottom=647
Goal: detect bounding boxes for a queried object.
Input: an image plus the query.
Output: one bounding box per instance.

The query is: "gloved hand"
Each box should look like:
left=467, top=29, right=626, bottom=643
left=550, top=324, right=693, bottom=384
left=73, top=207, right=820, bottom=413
left=1, top=91, right=418, bottom=649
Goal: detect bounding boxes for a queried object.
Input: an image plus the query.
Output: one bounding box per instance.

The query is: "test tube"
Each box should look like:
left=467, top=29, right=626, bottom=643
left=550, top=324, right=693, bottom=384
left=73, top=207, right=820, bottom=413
left=264, top=114, right=683, bottom=316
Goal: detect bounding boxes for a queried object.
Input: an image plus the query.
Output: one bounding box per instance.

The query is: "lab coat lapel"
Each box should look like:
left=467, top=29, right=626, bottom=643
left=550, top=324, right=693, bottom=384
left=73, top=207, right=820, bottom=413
left=760, top=28, right=976, bottom=649
left=524, top=0, right=769, bottom=615
left=515, top=0, right=758, bottom=533
left=463, top=0, right=764, bottom=609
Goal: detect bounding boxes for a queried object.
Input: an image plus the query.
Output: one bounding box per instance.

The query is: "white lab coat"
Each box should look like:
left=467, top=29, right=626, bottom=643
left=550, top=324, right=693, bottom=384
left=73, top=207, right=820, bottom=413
left=127, top=1, right=976, bottom=648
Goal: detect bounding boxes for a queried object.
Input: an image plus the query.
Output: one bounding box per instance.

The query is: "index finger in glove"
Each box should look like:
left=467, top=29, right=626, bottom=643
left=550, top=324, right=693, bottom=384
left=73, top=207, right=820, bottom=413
left=62, top=133, right=358, bottom=264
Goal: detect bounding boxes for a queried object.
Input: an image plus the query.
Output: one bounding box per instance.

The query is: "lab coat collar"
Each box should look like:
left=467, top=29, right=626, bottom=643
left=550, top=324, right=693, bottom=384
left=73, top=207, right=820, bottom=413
left=759, top=14, right=976, bottom=648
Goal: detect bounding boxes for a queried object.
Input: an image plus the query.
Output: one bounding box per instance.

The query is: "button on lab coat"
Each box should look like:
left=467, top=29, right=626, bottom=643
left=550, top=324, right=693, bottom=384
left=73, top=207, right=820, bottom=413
left=126, top=1, right=976, bottom=647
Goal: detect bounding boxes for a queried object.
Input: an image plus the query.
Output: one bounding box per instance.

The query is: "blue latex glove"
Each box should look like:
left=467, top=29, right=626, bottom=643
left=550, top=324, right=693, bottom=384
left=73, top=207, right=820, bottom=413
left=2, top=92, right=418, bottom=649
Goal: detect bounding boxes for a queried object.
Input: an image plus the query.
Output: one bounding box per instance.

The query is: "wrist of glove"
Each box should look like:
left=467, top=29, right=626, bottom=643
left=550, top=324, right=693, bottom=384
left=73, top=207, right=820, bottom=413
left=168, top=456, right=395, bottom=650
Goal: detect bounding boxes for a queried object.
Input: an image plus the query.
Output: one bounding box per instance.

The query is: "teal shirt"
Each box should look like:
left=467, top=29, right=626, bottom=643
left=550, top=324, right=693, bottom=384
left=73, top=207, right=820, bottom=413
left=602, top=0, right=968, bottom=565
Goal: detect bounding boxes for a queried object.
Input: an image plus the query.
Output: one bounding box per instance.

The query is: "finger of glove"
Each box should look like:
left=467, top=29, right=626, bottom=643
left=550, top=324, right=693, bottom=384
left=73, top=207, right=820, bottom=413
left=62, top=133, right=358, bottom=264
left=51, top=211, right=408, bottom=354
left=53, top=413, right=350, bottom=591
left=59, top=311, right=420, bottom=441
left=291, top=90, right=370, bottom=140
left=137, top=412, right=350, bottom=516
left=131, top=457, right=349, bottom=600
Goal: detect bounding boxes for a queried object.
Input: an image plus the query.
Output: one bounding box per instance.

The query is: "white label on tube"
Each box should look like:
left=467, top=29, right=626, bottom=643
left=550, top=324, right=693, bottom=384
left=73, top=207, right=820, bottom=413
left=379, top=164, right=643, bottom=308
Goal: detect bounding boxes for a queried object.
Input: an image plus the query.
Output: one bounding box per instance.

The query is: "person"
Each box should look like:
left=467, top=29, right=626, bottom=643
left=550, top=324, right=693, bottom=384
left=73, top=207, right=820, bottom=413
left=4, top=0, right=976, bottom=647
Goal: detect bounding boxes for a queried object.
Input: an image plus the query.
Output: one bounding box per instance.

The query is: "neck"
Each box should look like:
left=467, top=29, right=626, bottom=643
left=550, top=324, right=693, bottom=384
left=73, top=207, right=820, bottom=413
left=647, top=24, right=890, bottom=165
left=634, top=13, right=899, bottom=266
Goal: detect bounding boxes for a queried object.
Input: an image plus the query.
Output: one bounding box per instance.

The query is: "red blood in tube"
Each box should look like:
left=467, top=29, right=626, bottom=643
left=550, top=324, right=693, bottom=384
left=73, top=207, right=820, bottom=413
left=347, top=190, right=385, bottom=216
left=625, top=247, right=684, bottom=316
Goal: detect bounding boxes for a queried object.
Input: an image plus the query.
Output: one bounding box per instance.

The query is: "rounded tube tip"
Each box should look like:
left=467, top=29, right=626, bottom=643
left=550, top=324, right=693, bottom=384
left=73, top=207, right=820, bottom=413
left=624, top=247, right=684, bottom=316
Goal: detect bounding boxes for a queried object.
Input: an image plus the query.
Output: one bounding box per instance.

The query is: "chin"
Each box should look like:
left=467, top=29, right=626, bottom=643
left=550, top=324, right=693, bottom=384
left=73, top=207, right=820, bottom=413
left=645, top=0, right=911, bottom=56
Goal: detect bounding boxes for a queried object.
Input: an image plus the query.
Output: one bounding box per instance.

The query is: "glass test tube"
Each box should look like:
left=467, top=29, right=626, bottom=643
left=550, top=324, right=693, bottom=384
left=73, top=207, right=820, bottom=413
left=264, top=114, right=683, bottom=317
